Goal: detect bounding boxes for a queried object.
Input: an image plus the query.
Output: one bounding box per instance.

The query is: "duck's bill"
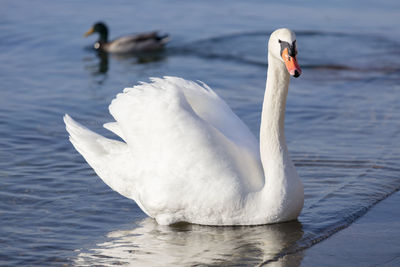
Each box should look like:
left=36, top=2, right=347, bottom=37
left=84, top=28, right=94, bottom=37
left=282, top=48, right=301, bottom=78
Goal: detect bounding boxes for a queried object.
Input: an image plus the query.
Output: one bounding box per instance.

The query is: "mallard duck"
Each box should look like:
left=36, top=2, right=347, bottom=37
left=84, top=22, right=169, bottom=54
left=66, top=28, right=303, bottom=226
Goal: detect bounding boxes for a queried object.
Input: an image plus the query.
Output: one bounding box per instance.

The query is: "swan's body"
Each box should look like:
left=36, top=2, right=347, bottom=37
left=84, top=22, right=169, bottom=54
left=65, top=28, right=304, bottom=225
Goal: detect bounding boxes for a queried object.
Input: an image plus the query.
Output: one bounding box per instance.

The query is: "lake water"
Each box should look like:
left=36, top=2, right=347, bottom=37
left=1, top=0, right=400, bottom=266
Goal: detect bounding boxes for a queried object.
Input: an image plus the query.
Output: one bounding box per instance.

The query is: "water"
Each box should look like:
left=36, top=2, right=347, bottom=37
left=1, top=0, right=399, bottom=266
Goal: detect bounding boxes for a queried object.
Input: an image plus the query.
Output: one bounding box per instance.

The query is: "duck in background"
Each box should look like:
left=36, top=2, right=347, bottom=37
left=84, top=22, right=169, bottom=54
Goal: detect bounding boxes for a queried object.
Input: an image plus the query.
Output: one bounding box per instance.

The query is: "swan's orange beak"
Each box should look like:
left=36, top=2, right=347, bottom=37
left=282, top=48, right=301, bottom=78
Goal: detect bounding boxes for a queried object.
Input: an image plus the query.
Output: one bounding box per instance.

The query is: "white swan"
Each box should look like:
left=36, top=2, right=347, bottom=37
left=64, top=28, right=304, bottom=226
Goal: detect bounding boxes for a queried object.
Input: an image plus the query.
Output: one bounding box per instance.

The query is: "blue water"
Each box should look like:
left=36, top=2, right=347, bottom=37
left=1, top=0, right=400, bottom=266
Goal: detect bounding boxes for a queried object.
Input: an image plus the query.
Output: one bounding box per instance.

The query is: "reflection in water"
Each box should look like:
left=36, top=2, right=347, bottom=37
left=83, top=49, right=167, bottom=86
left=111, top=51, right=167, bottom=65
left=75, top=218, right=304, bottom=266
left=84, top=49, right=167, bottom=74
left=96, top=51, right=109, bottom=74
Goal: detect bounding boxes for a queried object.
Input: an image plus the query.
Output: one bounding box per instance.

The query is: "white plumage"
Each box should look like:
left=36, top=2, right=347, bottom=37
left=65, top=28, right=304, bottom=225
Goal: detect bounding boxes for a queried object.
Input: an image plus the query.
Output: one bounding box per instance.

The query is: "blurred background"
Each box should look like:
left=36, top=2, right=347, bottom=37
left=0, top=0, right=399, bottom=266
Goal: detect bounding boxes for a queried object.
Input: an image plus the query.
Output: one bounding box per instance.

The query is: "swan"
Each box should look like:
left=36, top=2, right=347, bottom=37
left=65, top=28, right=304, bottom=226
left=84, top=22, right=169, bottom=53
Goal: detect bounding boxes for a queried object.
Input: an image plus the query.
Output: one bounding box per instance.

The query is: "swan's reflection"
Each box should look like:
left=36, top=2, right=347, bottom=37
left=75, top=218, right=304, bottom=266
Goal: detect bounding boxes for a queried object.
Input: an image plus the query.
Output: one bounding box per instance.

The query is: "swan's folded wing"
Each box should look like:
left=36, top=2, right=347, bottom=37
left=103, top=122, right=126, bottom=141
left=107, top=77, right=264, bottom=193
left=64, top=115, right=138, bottom=201
left=164, top=77, right=264, bottom=190
left=166, top=76, right=258, bottom=152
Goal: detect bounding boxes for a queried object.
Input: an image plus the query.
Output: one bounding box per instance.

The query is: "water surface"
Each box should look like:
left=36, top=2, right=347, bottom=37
left=1, top=0, right=399, bottom=266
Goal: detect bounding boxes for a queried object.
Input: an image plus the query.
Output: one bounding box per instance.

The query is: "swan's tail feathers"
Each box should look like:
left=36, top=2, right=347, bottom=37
left=63, top=114, right=135, bottom=199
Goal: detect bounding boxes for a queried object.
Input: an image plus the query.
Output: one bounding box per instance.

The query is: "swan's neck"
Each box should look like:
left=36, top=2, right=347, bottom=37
left=260, top=53, right=290, bottom=170
left=251, top=52, right=303, bottom=221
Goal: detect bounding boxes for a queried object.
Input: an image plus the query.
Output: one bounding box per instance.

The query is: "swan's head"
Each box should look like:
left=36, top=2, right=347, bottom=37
left=268, top=28, right=301, bottom=78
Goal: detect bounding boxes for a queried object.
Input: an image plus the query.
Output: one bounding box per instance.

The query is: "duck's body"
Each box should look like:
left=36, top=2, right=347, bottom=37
left=84, top=22, right=169, bottom=54
left=66, top=28, right=304, bottom=225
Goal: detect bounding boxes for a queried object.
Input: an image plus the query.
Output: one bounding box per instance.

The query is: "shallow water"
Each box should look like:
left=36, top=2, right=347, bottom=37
left=1, top=0, right=400, bottom=266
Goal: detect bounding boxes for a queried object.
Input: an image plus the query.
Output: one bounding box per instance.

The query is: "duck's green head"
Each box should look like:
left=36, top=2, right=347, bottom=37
left=84, top=22, right=108, bottom=43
